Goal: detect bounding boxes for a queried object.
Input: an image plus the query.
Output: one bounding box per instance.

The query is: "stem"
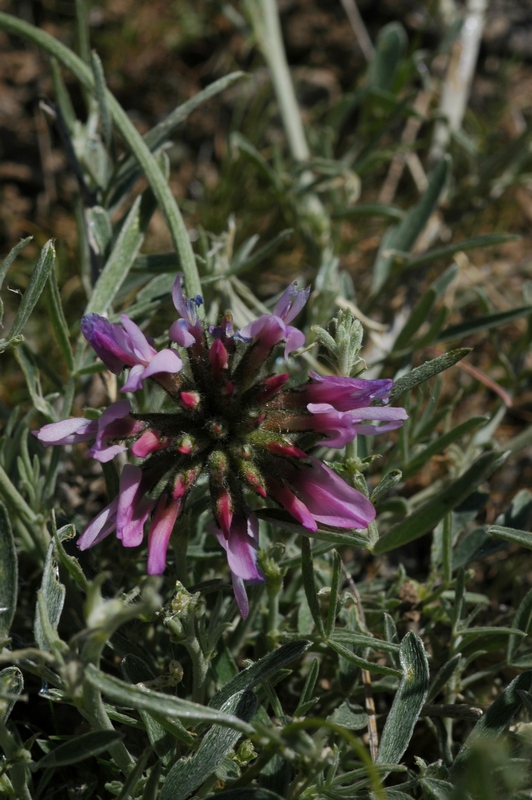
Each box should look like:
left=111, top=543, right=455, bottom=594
left=0, top=12, right=202, bottom=303
left=183, top=620, right=209, bottom=704
left=82, top=681, right=135, bottom=773
left=255, top=0, right=309, bottom=163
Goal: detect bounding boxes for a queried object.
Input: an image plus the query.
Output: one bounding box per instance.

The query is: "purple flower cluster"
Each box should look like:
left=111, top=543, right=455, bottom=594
left=35, top=277, right=407, bottom=616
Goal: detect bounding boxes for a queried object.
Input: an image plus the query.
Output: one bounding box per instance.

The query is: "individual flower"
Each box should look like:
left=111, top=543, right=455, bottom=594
left=35, top=275, right=407, bottom=617
left=33, top=400, right=144, bottom=462
left=81, top=313, right=183, bottom=392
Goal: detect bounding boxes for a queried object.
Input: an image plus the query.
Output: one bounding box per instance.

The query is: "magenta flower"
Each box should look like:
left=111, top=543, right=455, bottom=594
left=81, top=313, right=183, bottom=392
left=33, top=400, right=144, bottom=462
left=239, top=283, right=310, bottom=362
left=35, top=275, right=407, bottom=617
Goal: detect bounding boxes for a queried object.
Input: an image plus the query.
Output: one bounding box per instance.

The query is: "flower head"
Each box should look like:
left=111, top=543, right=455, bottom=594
left=35, top=275, right=407, bottom=617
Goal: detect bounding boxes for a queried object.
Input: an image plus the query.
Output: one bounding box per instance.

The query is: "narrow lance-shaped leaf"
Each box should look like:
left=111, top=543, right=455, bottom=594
left=402, top=416, right=488, bottom=480
left=0, top=235, right=33, bottom=298
left=9, top=240, right=55, bottom=340
left=451, top=671, right=532, bottom=774
left=160, top=691, right=258, bottom=800
left=438, top=305, right=532, bottom=343
left=373, top=450, right=508, bottom=555
left=34, top=542, right=66, bottom=653
left=389, top=348, right=471, bottom=402
left=508, top=587, right=532, bottom=663
left=36, top=730, right=124, bottom=768
left=210, top=640, right=311, bottom=710
left=85, top=664, right=254, bottom=733
left=0, top=502, right=17, bottom=641
left=84, top=192, right=147, bottom=317
left=371, top=157, right=450, bottom=294
left=376, top=632, right=430, bottom=765
left=301, top=537, right=325, bottom=637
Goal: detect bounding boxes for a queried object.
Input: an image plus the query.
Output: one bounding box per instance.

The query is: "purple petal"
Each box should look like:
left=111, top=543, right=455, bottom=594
left=294, top=457, right=375, bottom=528
left=284, top=325, right=306, bottom=356
left=78, top=498, right=119, bottom=550
left=169, top=318, right=196, bottom=347
left=275, top=457, right=375, bottom=530
left=33, top=417, right=97, bottom=446
left=231, top=575, right=249, bottom=618
left=81, top=314, right=128, bottom=373
left=141, top=348, right=182, bottom=380
left=121, top=364, right=146, bottom=393
left=146, top=495, right=182, bottom=575
left=116, top=465, right=154, bottom=547
left=120, top=314, right=156, bottom=362
left=213, top=513, right=262, bottom=581
left=239, top=315, right=286, bottom=351
left=273, top=284, right=310, bottom=323
left=304, top=373, right=394, bottom=411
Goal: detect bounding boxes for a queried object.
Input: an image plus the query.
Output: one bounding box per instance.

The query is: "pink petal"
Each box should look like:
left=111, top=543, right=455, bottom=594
left=78, top=498, right=119, bottom=550
left=120, top=314, right=156, bottom=362
left=116, top=465, right=154, bottom=547
left=33, top=417, right=97, bottom=446
left=147, top=496, right=182, bottom=575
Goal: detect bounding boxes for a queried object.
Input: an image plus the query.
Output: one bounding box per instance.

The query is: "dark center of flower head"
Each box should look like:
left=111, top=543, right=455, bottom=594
left=128, top=311, right=308, bottom=535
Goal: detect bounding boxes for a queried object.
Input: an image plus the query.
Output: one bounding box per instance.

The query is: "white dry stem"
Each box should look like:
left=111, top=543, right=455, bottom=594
left=430, top=0, right=487, bottom=163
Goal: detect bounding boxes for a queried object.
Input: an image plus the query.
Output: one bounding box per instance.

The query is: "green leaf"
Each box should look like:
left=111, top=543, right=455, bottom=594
left=53, top=524, right=89, bottom=593
left=489, top=524, right=532, bottom=550
left=330, top=630, right=400, bottom=653
left=121, top=654, right=193, bottom=755
left=14, top=345, right=56, bottom=419
left=402, top=417, right=488, bottom=479
left=437, top=305, right=532, bottom=342
left=86, top=205, right=113, bottom=259
left=452, top=671, right=532, bottom=774
left=328, top=639, right=401, bottom=677
left=325, top=551, right=342, bottom=638
left=9, top=240, right=55, bottom=340
left=394, top=233, right=519, bottom=273
left=376, top=632, right=430, bottom=764
left=0, top=235, right=33, bottom=294
left=160, top=691, right=258, bottom=800
left=301, top=538, right=325, bottom=637
left=0, top=502, right=17, bottom=640
left=508, top=588, right=532, bottom=663
left=36, top=730, right=124, bottom=768
left=85, top=664, right=253, bottom=733
left=367, top=22, right=407, bottom=92
left=46, top=267, right=74, bottom=371
left=389, top=348, right=471, bottom=402
left=210, top=640, right=311, bottom=710
left=91, top=51, right=113, bottom=151
left=85, top=192, right=150, bottom=317
left=50, top=59, right=76, bottom=131
left=34, top=542, right=66, bottom=653
left=373, top=451, right=508, bottom=554
left=206, top=791, right=285, bottom=800
left=426, top=653, right=462, bottom=704
left=371, top=157, right=449, bottom=294
left=332, top=202, right=404, bottom=221
left=392, top=289, right=437, bottom=352
left=0, top=667, right=24, bottom=723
